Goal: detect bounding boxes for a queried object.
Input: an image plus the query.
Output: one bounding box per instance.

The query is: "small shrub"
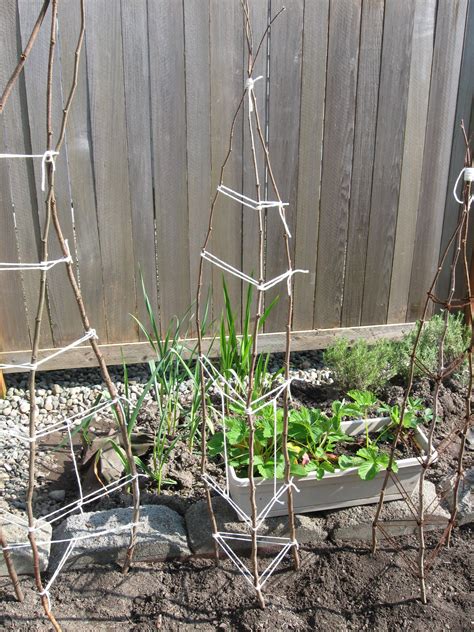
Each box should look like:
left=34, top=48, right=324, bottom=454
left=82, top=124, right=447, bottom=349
left=323, top=338, right=396, bottom=393
left=393, top=311, right=469, bottom=380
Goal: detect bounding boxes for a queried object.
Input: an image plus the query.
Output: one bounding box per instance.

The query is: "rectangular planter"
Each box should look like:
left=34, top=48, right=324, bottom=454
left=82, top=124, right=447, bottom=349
left=228, top=416, right=437, bottom=519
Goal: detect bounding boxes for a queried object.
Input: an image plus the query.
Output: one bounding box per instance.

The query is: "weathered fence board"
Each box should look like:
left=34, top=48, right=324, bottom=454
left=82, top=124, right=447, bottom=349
left=314, top=0, right=361, bottom=329
left=407, top=0, right=469, bottom=320
left=58, top=0, right=108, bottom=341
left=0, top=2, right=31, bottom=351
left=341, top=0, right=384, bottom=328
left=388, top=0, right=437, bottom=323
left=437, top=0, right=474, bottom=302
left=184, top=0, right=212, bottom=333
left=121, top=0, right=158, bottom=336
left=149, top=1, right=190, bottom=335
left=0, top=0, right=472, bottom=370
left=292, top=0, right=329, bottom=331
left=361, top=0, right=416, bottom=326
left=85, top=0, right=138, bottom=343
left=265, top=0, right=304, bottom=332
left=19, top=0, right=83, bottom=346
left=208, top=0, right=244, bottom=327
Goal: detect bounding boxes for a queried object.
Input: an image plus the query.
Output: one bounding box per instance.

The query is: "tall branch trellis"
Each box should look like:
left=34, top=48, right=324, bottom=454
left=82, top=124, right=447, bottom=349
left=196, top=2, right=307, bottom=609
left=372, top=127, right=473, bottom=604
left=0, top=2, right=141, bottom=629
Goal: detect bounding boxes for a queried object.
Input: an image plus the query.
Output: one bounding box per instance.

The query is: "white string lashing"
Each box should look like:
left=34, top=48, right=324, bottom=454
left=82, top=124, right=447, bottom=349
left=0, top=328, right=97, bottom=371
left=278, top=202, right=292, bottom=238
left=217, top=184, right=288, bottom=212
left=0, top=150, right=59, bottom=191
left=453, top=167, right=474, bottom=207
left=0, top=239, right=72, bottom=273
left=245, top=75, right=263, bottom=113
left=201, top=249, right=308, bottom=293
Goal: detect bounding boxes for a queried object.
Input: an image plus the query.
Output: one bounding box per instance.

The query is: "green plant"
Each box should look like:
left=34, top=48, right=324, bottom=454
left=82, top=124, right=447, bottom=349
left=209, top=388, right=425, bottom=483
left=209, top=401, right=354, bottom=480
left=132, top=269, right=214, bottom=450
left=338, top=445, right=395, bottom=481
left=323, top=338, right=396, bottom=392
left=393, top=312, right=469, bottom=380
left=219, top=278, right=280, bottom=400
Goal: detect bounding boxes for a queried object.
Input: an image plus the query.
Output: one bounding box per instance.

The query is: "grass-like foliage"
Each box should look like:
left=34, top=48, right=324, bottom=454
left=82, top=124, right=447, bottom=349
left=219, top=277, right=279, bottom=399
left=323, top=337, right=396, bottom=393
left=392, top=312, right=469, bottom=379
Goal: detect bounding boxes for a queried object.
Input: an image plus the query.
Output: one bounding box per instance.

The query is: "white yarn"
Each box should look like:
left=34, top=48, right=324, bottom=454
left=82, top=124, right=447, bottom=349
left=0, top=150, right=59, bottom=191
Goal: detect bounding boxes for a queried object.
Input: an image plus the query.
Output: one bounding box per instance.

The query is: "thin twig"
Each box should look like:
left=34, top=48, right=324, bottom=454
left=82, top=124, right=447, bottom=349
left=0, top=0, right=51, bottom=114
left=0, top=528, right=24, bottom=602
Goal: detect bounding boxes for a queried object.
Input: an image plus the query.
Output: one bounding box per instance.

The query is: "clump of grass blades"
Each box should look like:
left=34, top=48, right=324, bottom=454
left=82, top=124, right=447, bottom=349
left=219, top=277, right=280, bottom=401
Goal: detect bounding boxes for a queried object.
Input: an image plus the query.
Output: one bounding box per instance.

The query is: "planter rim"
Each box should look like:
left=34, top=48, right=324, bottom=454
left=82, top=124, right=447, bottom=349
left=227, top=415, right=437, bottom=487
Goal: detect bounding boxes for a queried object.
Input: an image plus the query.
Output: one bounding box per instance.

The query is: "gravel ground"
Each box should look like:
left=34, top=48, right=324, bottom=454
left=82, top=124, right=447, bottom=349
left=0, top=351, right=332, bottom=518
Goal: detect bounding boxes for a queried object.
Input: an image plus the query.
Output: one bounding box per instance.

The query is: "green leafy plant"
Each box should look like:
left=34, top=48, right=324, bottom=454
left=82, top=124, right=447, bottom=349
left=209, top=388, right=425, bottom=482
left=323, top=338, right=396, bottom=392
left=338, top=446, right=395, bottom=481
left=393, top=312, right=469, bottom=380
left=209, top=401, right=354, bottom=480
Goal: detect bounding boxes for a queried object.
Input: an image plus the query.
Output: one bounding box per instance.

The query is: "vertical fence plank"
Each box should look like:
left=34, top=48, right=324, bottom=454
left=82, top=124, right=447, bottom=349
left=436, top=0, right=474, bottom=303
left=58, top=0, right=107, bottom=340
left=85, top=0, right=138, bottom=343
left=0, top=0, right=47, bottom=349
left=265, top=0, right=304, bottom=332
left=242, top=0, right=267, bottom=323
left=314, top=0, right=361, bottom=329
left=121, top=0, right=157, bottom=334
left=184, top=0, right=212, bottom=334
left=0, top=121, right=30, bottom=350
left=209, top=0, right=243, bottom=326
left=292, top=0, right=329, bottom=331
left=387, top=0, right=436, bottom=323
left=407, top=0, right=469, bottom=320
left=19, top=0, right=83, bottom=345
left=361, top=0, right=416, bottom=326
left=341, top=0, right=384, bottom=327
left=148, top=0, right=190, bottom=333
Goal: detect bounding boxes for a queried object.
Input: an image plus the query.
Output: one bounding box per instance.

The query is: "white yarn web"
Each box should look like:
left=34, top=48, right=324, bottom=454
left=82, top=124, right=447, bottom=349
left=199, top=73, right=303, bottom=592
left=1, top=392, right=143, bottom=605
left=213, top=532, right=298, bottom=592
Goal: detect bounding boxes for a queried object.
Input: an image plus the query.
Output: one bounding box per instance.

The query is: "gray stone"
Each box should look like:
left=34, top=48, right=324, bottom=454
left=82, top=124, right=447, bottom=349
left=0, top=512, right=52, bottom=576
left=439, top=469, right=473, bottom=527
left=185, top=497, right=328, bottom=556
left=48, top=489, right=66, bottom=502
left=330, top=480, right=449, bottom=541
left=49, top=505, right=190, bottom=572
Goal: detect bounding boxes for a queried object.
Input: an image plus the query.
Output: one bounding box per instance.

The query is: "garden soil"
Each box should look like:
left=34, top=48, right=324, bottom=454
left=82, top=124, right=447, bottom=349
left=1, top=376, right=472, bottom=630
left=1, top=527, right=472, bottom=630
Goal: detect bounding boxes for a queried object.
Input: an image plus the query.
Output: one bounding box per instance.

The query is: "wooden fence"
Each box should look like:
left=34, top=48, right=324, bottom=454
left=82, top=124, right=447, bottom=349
left=0, top=0, right=472, bottom=371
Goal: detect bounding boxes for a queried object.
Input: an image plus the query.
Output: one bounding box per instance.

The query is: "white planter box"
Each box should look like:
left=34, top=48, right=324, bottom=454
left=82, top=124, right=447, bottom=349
left=227, top=417, right=437, bottom=519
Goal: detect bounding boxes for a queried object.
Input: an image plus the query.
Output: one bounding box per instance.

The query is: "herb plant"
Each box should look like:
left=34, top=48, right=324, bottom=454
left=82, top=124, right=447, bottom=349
left=323, top=337, right=396, bottom=392
left=393, top=312, right=469, bottom=380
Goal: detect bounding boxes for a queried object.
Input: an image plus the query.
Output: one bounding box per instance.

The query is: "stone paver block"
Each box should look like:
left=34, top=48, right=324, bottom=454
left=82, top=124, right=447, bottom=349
left=329, top=480, right=450, bottom=541
left=185, top=496, right=328, bottom=556
left=1, top=512, right=52, bottom=576
left=49, top=504, right=190, bottom=572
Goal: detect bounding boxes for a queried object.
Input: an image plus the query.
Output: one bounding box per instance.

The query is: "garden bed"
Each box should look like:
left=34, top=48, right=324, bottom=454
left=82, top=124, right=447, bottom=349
left=227, top=417, right=435, bottom=518
left=1, top=354, right=472, bottom=630
left=1, top=527, right=472, bottom=631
